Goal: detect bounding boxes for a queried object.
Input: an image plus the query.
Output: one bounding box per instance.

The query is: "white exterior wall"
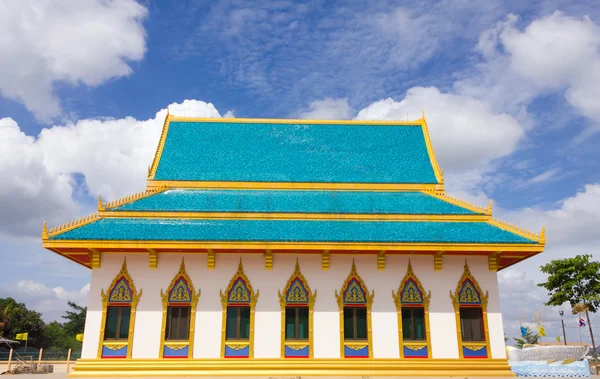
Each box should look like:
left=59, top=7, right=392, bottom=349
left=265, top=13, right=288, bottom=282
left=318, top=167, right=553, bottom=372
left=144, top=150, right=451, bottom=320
left=82, top=253, right=506, bottom=360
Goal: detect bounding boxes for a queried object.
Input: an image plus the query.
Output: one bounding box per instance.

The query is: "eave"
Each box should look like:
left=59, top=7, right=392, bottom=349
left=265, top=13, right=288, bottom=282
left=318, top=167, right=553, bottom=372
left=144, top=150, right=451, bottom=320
left=44, top=240, right=544, bottom=271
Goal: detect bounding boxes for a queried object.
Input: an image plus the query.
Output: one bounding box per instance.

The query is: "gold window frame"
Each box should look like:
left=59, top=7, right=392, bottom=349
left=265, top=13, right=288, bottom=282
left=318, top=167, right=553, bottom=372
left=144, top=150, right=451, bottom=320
left=449, top=261, right=491, bottom=359
left=97, top=258, right=142, bottom=359
left=335, top=260, right=374, bottom=358
left=219, top=259, right=259, bottom=358
left=392, top=260, right=432, bottom=358
left=159, top=258, right=200, bottom=358
left=278, top=259, right=317, bottom=358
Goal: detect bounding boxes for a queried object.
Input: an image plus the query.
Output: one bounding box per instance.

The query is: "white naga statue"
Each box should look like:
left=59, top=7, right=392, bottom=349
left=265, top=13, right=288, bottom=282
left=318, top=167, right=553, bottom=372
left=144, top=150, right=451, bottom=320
left=507, top=345, right=589, bottom=363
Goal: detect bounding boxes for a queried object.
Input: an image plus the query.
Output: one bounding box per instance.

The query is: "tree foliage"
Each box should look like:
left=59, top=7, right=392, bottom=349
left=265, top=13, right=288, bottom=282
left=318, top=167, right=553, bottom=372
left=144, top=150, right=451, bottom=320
left=0, top=298, right=86, bottom=350
left=0, top=298, right=45, bottom=347
left=513, top=326, right=541, bottom=349
left=62, top=301, right=86, bottom=336
left=537, top=254, right=600, bottom=312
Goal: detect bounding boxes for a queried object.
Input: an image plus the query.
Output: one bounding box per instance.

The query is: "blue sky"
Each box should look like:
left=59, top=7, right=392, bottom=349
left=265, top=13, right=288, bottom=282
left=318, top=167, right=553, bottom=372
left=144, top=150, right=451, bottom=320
left=1, top=0, right=600, bottom=344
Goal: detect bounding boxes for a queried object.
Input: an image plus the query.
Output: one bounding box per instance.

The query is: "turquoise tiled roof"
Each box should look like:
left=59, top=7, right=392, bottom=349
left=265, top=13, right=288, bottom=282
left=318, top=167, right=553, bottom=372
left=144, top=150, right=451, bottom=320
left=112, top=190, right=480, bottom=215
left=153, top=121, right=438, bottom=183
left=50, top=219, right=537, bottom=244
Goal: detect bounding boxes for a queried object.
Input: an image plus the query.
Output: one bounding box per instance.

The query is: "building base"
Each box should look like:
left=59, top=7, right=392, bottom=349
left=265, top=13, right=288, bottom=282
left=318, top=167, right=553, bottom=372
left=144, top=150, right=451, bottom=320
left=70, top=358, right=515, bottom=377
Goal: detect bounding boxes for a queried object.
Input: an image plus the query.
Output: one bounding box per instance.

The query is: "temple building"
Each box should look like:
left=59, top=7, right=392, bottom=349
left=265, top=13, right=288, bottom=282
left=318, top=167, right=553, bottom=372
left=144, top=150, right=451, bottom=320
left=42, top=115, right=545, bottom=377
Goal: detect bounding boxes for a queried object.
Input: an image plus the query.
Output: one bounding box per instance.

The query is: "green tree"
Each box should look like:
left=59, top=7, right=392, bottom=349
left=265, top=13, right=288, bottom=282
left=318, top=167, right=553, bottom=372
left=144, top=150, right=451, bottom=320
left=0, top=298, right=45, bottom=347
left=538, top=254, right=600, bottom=360
left=513, top=326, right=541, bottom=349
left=62, top=302, right=86, bottom=336
left=0, top=302, right=15, bottom=334
left=42, top=321, right=68, bottom=349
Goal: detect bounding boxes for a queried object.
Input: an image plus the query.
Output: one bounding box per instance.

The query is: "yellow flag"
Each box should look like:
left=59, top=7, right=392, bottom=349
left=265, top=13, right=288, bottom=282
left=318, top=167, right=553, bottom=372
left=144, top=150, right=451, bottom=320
left=15, top=332, right=28, bottom=340
left=76, top=334, right=84, bottom=342
left=538, top=325, right=546, bottom=337
left=556, top=336, right=561, bottom=342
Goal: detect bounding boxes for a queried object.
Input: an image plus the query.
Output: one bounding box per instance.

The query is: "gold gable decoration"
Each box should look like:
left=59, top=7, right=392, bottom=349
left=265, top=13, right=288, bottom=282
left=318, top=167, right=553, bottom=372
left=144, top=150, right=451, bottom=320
left=392, top=260, right=431, bottom=308
left=100, top=258, right=142, bottom=306
left=335, top=260, right=374, bottom=306
left=278, top=259, right=317, bottom=307
left=160, top=258, right=201, bottom=307
left=449, top=261, right=489, bottom=307
left=220, top=259, right=259, bottom=305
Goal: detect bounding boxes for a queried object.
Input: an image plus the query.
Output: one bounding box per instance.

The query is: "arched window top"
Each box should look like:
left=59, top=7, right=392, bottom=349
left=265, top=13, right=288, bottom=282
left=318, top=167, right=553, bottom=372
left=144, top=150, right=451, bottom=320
left=102, top=258, right=141, bottom=305
left=220, top=259, right=258, bottom=305
left=336, top=260, right=373, bottom=306
left=450, top=261, right=488, bottom=307
left=279, top=259, right=316, bottom=306
left=161, top=259, right=200, bottom=306
left=393, top=260, right=431, bottom=306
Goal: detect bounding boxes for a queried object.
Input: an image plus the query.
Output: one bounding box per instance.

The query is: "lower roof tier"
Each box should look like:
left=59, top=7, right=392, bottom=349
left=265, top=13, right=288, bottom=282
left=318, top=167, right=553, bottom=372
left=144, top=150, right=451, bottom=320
left=49, top=218, right=537, bottom=244
left=109, top=189, right=481, bottom=215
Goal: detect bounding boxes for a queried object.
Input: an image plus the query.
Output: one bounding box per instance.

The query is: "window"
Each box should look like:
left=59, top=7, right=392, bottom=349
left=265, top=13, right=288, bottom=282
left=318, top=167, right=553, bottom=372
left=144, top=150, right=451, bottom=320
left=401, top=307, right=426, bottom=341
left=343, top=307, right=367, bottom=340
left=226, top=306, right=250, bottom=340
left=104, top=306, right=131, bottom=340
left=460, top=307, right=485, bottom=342
left=285, top=307, right=308, bottom=340
left=166, top=306, right=190, bottom=340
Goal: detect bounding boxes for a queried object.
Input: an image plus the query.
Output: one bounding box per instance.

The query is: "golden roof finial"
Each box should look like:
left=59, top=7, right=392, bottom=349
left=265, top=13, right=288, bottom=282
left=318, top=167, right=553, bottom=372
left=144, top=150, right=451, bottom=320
left=98, top=196, right=104, bottom=211
left=42, top=221, right=48, bottom=240
left=540, top=226, right=546, bottom=243
left=422, top=109, right=426, bottom=120
left=486, top=200, right=493, bottom=215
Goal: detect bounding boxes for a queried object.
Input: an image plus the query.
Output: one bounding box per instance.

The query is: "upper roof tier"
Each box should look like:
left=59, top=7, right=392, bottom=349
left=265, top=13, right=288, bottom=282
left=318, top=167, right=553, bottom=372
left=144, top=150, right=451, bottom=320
left=108, top=189, right=482, bottom=215
left=148, top=117, right=443, bottom=185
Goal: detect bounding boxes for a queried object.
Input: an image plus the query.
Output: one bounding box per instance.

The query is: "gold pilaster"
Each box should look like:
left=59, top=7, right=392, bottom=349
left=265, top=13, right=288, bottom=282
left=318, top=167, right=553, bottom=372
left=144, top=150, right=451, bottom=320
left=434, top=252, right=443, bottom=271
left=264, top=249, right=273, bottom=270
left=489, top=253, right=500, bottom=272
left=89, top=249, right=101, bottom=269
left=207, top=250, right=215, bottom=270
left=322, top=250, right=330, bottom=270
left=377, top=251, right=386, bottom=270
left=148, top=249, right=158, bottom=269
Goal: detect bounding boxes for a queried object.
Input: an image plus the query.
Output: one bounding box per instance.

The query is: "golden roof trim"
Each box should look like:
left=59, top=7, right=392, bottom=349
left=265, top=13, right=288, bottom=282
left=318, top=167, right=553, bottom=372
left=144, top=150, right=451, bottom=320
left=422, top=188, right=491, bottom=215
left=148, top=111, right=171, bottom=180
left=100, top=186, right=168, bottom=211
left=45, top=213, right=101, bottom=238
left=421, top=115, right=444, bottom=184
left=489, top=218, right=544, bottom=244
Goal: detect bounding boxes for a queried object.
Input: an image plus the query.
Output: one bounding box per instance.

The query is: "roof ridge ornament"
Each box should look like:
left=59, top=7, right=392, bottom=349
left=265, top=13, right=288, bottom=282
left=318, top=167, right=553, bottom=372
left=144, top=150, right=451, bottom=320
left=98, top=196, right=105, bottom=211
left=100, top=186, right=168, bottom=211
left=489, top=217, right=544, bottom=244
left=147, top=109, right=172, bottom=179
left=423, top=188, right=489, bottom=215
left=42, top=221, right=48, bottom=240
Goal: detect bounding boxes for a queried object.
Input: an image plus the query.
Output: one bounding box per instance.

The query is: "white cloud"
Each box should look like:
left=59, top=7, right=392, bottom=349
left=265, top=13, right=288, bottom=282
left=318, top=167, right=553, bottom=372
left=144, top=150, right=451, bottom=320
left=355, top=87, right=525, bottom=174
left=502, top=183, right=600, bottom=247
left=0, top=0, right=148, bottom=122
left=0, top=100, right=224, bottom=239
left=298, top=98, right=353, bottom=120
left=458, top=11, right=600, bottom=126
